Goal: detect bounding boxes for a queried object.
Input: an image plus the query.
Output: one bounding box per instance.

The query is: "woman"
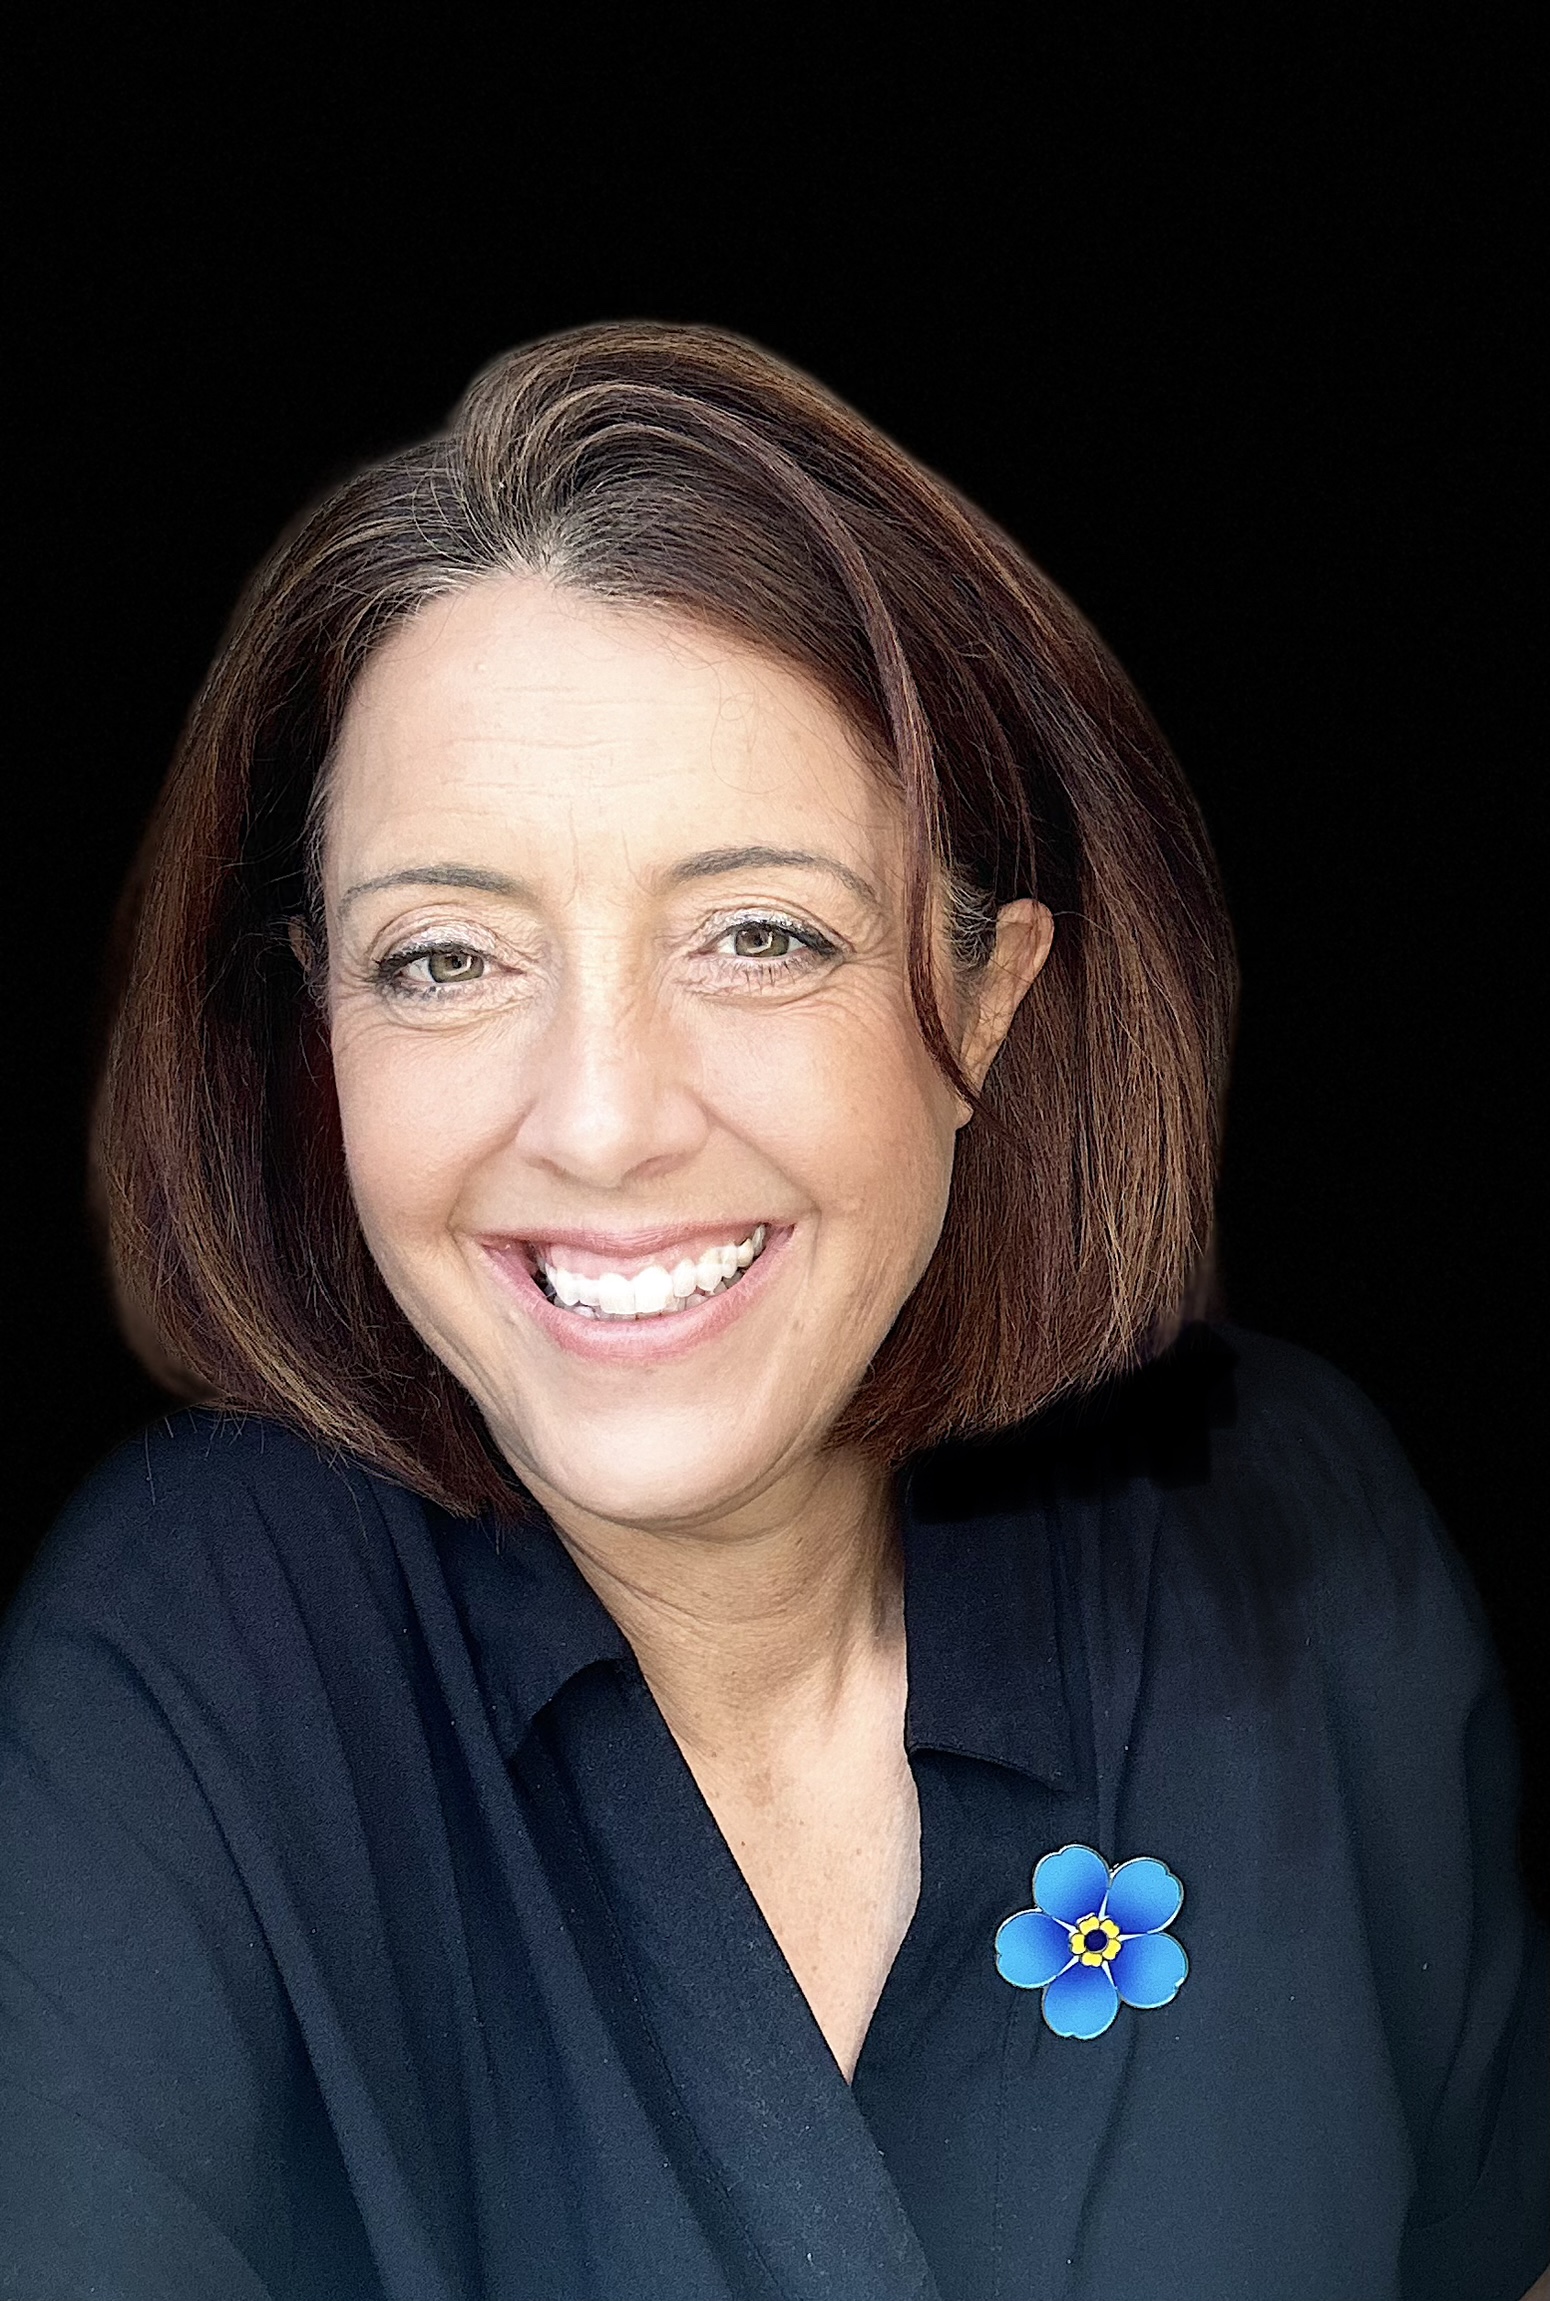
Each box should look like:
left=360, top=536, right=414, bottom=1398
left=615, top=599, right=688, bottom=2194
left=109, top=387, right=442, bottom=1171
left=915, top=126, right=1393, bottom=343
left=1, top=323, right=1543, bottom=2300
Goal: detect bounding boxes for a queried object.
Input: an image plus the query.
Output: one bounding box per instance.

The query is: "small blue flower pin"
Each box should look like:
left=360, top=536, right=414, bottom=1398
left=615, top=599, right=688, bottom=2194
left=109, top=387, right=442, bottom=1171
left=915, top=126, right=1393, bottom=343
left=995, top=1843, right=1189, bottom=2038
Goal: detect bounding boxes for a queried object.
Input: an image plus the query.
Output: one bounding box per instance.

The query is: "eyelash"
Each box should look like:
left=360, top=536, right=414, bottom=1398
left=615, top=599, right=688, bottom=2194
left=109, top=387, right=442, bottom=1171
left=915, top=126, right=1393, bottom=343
left=373, top=937, right=501, bottom=999
left=373, top=913, right=840, bottom=999
left=706, top=913, right=840, bottom=978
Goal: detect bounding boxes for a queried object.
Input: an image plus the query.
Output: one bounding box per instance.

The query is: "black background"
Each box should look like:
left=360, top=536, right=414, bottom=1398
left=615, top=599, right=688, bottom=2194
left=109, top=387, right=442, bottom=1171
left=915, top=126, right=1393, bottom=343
left=7, top=9, right=1542, bottom=1900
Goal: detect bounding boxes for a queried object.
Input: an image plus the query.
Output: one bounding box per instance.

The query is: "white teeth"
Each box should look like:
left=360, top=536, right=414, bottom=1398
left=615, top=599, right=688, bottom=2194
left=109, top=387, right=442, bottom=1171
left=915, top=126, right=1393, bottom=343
left=631, top=1266, right=673, bottom=1315
left=537, top=1226, right=770, bottom=1318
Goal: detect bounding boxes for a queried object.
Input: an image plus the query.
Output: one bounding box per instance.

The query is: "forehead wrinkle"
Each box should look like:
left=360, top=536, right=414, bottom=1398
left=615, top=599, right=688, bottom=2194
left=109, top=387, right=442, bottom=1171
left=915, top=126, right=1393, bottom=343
left=327, top=581, right=904, bottom=915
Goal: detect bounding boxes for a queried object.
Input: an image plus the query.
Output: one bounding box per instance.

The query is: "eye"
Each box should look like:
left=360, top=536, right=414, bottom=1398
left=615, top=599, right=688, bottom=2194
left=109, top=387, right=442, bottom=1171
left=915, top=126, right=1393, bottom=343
left=375, top=940, right=495, bottom=997
left=728, top=922, right=795, bottom=960
left=423, top=948, right=485, bottom=984
left=709, top=913, right=838, bottom=969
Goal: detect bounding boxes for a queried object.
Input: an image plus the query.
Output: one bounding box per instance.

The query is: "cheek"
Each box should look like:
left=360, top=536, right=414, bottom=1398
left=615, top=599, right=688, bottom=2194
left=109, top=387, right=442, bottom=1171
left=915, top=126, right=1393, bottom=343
left=328, top=1014, right=513, bottom=1254
left=711, top=997, right=959, bottom=1243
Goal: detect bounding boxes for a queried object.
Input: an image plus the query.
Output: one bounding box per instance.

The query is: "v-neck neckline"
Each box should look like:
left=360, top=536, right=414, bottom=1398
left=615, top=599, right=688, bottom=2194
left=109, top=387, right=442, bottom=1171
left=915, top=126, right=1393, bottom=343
left=444, top=1420, right=1126, bottom=2297
left=525, top=1651, right=946, bottom=2301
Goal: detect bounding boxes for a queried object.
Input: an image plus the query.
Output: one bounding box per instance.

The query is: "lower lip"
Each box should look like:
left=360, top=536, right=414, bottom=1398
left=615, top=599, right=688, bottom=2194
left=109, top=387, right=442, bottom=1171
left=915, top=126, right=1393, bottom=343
left=481, top=1226, right=794, bottom=1364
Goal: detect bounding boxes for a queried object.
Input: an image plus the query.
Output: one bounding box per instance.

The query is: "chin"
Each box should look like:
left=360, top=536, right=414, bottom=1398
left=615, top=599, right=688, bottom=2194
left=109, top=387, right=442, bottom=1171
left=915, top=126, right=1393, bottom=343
left=522, top=1452, right=775, bottom=1536
left=494, top=1399, right=796, bottom=1533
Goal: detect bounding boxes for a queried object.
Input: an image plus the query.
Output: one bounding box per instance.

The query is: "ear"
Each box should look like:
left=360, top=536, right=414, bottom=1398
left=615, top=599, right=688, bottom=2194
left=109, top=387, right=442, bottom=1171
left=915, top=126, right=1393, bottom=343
left=954, top=899, right=1054, bottom=1123
left=287, top=916, right=318, bottom=974
left=287, top=916, right=330, bottom=1012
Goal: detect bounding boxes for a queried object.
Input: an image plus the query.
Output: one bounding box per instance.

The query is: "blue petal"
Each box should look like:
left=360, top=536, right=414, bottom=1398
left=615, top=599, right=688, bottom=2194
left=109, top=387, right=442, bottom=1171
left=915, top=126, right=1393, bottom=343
left=1111, top=1929, right=1189, bottom=2009
left=1104, top=1856, right=1184, bottom=1936
left=995, top=1909, right=1074, bottom=1990
left=1042, top=1960, right=1120, bottom=2039
left=1032, top=1844, right=1112, bottom=1927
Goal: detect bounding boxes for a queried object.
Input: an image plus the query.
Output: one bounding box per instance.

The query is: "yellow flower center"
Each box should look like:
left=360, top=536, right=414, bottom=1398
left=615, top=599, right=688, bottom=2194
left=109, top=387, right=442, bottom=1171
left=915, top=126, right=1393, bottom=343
left=1068, top=1913, right=1122, bottom=1967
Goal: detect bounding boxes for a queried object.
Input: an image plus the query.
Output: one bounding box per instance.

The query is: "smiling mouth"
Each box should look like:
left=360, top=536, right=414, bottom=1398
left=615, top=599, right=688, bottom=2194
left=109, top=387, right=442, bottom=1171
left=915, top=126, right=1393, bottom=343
left=530, top=1225, right=770, bottom=1319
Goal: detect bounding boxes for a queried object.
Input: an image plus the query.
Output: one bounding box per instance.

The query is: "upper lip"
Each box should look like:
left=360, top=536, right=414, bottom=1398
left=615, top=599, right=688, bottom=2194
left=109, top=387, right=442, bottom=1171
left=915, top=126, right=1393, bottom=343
left=487, top=1221, right=775, bottom=1265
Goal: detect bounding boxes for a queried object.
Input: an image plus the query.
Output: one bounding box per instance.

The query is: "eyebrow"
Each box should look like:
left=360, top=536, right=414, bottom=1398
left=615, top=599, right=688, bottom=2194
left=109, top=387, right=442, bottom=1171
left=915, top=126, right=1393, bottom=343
left=665, top=846, right=880, bottom=907
left=340, top=847, right=880, bottom=916
left=339, top=864, right=533, bottom=917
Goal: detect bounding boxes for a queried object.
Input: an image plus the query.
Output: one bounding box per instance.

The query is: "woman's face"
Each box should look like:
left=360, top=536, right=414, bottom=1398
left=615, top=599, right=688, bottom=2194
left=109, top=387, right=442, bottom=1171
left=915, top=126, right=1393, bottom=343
left=324, top=576, right=1045, bottom=1534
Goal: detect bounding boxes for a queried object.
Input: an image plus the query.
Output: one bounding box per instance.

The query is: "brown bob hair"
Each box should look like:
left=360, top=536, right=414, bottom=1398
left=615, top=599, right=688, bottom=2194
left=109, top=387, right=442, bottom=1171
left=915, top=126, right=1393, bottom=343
left=95, top=321, right=1237, bottom=1516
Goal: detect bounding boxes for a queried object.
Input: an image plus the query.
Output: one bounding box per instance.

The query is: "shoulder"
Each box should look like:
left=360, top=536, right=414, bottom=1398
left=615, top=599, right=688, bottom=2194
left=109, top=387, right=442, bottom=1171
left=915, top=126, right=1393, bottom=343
left=1212, top=1320, right=1447, bottom=1541
left=1107, top=1330, right=1522, bottom=1877
left=14, top=1409, right=410, bottom=1576
left=937, top=1318, right=1458, bottom=1578
left=1, top=1414, right=470, bottom=1909
left=1202, top=1323, right=1491, bottom=1666
left=933, top=1320, right=1499, bottom=1702
left=1201, top=1347, right=1546, bottom=2264
left=2, top=1411, right=431, bottom=1686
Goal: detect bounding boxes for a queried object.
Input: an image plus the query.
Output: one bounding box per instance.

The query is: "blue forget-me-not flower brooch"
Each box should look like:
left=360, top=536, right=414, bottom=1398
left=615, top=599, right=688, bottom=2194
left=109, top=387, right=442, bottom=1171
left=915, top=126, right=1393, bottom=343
left=995, top=1843, right=1189, bottom=2038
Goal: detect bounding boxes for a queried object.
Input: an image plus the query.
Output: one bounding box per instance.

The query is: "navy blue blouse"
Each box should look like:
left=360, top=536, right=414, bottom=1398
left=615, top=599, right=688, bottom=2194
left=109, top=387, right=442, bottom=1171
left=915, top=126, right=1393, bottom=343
left=2, top=1325, right=1545, bottom=2300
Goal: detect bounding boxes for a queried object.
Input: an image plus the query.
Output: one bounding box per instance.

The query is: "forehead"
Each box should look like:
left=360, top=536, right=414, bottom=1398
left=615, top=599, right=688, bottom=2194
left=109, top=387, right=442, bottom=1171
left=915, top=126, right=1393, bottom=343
left=323, top=574, right=896, bottom=875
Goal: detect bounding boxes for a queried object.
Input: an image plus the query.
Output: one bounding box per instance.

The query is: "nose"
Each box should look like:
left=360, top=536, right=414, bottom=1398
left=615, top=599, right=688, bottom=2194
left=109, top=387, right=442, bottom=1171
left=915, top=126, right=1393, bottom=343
left=511, top=966, right=711, bottom=1191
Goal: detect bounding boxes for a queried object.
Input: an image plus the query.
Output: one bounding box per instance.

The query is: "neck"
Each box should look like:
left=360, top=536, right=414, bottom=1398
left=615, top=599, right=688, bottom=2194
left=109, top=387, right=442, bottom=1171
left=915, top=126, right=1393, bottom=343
left=537, top=1447, right=904, bottom=1756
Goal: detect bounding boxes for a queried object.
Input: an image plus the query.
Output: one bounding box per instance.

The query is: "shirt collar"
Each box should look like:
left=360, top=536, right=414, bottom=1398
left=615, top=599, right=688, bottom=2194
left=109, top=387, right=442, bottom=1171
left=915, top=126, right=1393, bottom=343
left=441, top=1466, right=1075, bottom=1790
left=438, top=1326, right=1230, bottom=1787
left=898, top=1446, right=1075, bottom=1789
left=436, top=1503, right=631, bottom=1763
left=897, top=1324, right=1237, bottom=1790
